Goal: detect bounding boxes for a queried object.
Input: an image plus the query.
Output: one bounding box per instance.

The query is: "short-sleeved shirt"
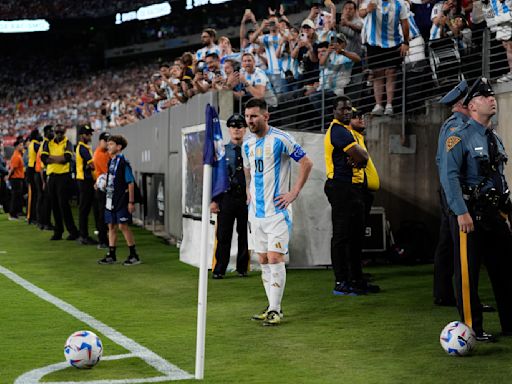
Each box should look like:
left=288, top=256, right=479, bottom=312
left=242, top=126, right=306, bottom=218
left=361, top=0, right=409, bottom=48
left=319, top=52, right=353, bottom=91
left=429, top=2, right=446, bottom=40
left=196, top=44, right=221, bottom=61
left=324, top=119, right=357, bottom=182
left=9, top=149, right=25, bottom=179
left=258, top=34, right=282, bottom=75
left=105, top=154, right=135, bottom=212
left=350, top=128, right=380, bottom=191
left=76, top=141, right=93, bottom=181
left=93, top=147, right=110, bottom=180
left=41, top=137, right=73, bottom=175
left=28, top=140, right=40, bottom=168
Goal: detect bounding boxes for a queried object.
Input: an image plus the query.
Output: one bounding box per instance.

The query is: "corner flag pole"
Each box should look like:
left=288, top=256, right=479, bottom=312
left=195, top=163, right=212, bottom=380
left=459, top=231, right=472, bottom=328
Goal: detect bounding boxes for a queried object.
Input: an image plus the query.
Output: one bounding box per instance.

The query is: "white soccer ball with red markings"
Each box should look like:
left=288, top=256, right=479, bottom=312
left=64, top=330, right=103, bottom=368
left=440, top=321, right=476, bottom=356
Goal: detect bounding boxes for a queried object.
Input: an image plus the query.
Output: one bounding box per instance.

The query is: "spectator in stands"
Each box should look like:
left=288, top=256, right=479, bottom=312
left=7, top=137, right=25, bottom=221
left=317, top=6, right=338, bottom=44
left=196, top=28, right=221, bottom=62
left=339, top=1, right=364, bottom=57
left=219, top=36, right=241, bottom=65
left=359, top=0, right=410, bottom=116
left=223, top=59, right=244, bottom=97
left=250, top=16, right=285, bottom=93
left=430, top=0, right=457, bottom=40
left=292, top=19, right=319, bottom=89
left=277, top=27, right=301, bottom=92
left=240, top=9, right=259, bottom=52
left=240, top=52, right=268, bottom=99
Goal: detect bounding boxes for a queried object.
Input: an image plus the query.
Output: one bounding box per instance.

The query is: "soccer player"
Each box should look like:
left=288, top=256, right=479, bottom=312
left=242, top=98, right=313, bottom=326
left=97, top=135, right=141, bottom=266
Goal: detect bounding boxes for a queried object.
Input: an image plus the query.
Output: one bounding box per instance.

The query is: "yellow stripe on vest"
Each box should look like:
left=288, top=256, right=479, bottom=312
left=459, top=231, right=472, bottom=328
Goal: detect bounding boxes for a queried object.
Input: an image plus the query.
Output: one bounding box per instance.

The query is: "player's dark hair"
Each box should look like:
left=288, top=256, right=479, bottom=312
left=203, top=28, right=217, bottom=38
left=245, top=98, right=268, bottom=112
left=205, top=52, right=219, bottom=60
left=108, top=134, right=128, bottom=150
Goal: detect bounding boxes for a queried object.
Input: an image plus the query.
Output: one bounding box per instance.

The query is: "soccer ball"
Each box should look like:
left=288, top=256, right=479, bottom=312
left=64, top=330, right=103, bottom=368
left=440, top=321, right=476, bottom=356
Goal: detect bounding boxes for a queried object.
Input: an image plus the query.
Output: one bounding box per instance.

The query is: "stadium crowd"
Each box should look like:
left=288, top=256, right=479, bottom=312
left=0, top=0, right=510, bottom=142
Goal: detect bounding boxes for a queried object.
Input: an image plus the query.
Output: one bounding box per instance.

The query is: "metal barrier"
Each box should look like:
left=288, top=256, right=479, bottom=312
left=232, top=27, right=505, bottom=134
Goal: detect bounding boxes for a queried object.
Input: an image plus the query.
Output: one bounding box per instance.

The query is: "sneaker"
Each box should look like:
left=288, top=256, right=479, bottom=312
left=98, top=255, right=117, bottom=265
left=123, top=256, right=141, bottom=266
left=8, top=216, right=19, bottom=221
left=262, top=310, right=281, bottom=326
left=251, top=307, right=284, bottom=321
left=371, top=104, right=384, bottom=116
left=97, top=243, right=108, bottom=249
left=384, top=104, right=393, bottom=115
left=332, top=282, right=366, bottom=296
left=496, top=73, right=512, bottom=83
left=212, top=273, right=224, bottom=279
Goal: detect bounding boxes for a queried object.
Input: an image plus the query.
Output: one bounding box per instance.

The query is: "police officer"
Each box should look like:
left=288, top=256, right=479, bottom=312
left=440, top=77, right=512, bottom=341
left=76, top=125, right=98, bottom=245
left=210, top=114, right=249, bottom=279
left=26, top=129, right=42, bottom=225
left=433, top=80, right=469, bottom=306
left=41, top=124, right=79, bottom=241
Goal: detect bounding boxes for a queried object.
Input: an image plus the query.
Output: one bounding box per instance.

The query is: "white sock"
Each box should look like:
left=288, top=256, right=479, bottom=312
left=268, top=262, right=286, bottom=313
left=261, top=264, right=271, bottom=306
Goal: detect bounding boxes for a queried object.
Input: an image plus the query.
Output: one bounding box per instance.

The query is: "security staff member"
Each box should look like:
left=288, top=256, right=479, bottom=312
left=441, top=77, right=512, bottom=341
left=26, top=129, right=42, bottom=224
left=7, top=137, right=25, bottom=220
left=324, top=96, right=371, bottom=296
left=41, top=124, right=79, bottom=241
left=210, top=114, right=249, bottom=279
left=76, top=125, right=97, bottom=245
left=433, top=80, right=469, bottom=306
left=36, top=125, right=54, bottom=230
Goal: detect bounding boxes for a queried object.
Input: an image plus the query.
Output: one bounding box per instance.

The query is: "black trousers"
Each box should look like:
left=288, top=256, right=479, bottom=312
left=78, top=179, right=94, bottom=238
left=449, top=212, right=512, bottom=335
left=213, top=194, right=249, bottom=276
left=37, top=173, right=52, bottom=227
left=93, top=189, right=108, bottom=244
left=9, top=178, right=24, bottom=218
left=48, top=173, right=78, bottom=237
left=324, top=179, right=366, bottom=284
left=433, top=189, right=455, bottom=303
left=26, top=167, right=38, bottom=223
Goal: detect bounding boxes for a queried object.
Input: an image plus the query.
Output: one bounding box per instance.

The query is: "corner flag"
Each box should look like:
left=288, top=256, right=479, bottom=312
left=196, top=104, right=227, bottom=380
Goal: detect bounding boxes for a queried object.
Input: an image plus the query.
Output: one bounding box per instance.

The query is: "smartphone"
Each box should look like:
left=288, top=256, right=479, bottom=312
left=329, top=35, right=336, bottom=44
left=300, top=33, right=307, bottom=41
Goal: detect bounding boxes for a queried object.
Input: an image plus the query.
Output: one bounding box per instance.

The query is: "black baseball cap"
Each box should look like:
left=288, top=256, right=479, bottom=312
left=78, top=124, right=94, bottom=135
left=99, top=132, right=111, bottom=141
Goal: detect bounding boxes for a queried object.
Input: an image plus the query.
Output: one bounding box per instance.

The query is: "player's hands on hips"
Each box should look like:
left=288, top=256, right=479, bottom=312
left=457, top=212, right=474, bottom=233
left=210, top=201, right=220, bottom=214
left=275, top=190, right=298, bottom=209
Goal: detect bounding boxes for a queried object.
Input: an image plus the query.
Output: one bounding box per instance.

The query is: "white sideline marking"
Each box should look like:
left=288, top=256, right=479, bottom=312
left=0, top=265, right=193, bottom=383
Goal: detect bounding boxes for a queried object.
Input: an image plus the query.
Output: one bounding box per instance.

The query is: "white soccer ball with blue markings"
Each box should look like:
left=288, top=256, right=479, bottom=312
left=64, top=330, right=103, bottom=368
left=440, top=321, right=476, bottom=356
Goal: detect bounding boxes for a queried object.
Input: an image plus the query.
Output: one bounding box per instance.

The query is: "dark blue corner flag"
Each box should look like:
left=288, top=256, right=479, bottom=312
left=203, top=104, right=229, bottom=199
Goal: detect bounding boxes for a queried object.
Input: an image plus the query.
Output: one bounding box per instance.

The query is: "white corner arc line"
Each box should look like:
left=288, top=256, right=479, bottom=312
left=0, top=265, right=193, bottom=383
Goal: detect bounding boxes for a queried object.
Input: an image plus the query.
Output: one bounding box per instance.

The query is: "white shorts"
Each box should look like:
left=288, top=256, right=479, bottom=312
left=249, top=210, right=292, bottom=254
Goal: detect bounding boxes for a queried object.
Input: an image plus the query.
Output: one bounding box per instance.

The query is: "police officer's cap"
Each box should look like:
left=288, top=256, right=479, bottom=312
left=99, top=132, right=111, bottom=141
left=351, top=107, right=364, bottom=117
left=439, top=79, right=468, bottom=106
left=227, top=114, right=247, bottom=128
left=43, top=125, right=54, bottom=134
left=78, top=124, right=94, bottom=136
left=462, top=77, right=495, bottom=106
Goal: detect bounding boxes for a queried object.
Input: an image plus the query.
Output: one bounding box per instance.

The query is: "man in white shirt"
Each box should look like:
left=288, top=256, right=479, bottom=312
left=196, top=28, right=221, bottom=62
left=239, top=53, right=269, bottom=99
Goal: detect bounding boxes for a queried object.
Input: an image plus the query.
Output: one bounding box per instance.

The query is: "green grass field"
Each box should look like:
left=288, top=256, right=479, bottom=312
left=1, top=212, right=511, bottom=384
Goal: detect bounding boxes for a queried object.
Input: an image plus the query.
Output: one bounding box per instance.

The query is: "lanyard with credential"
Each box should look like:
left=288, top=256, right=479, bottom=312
left=105, top=156, right=121, bottom=210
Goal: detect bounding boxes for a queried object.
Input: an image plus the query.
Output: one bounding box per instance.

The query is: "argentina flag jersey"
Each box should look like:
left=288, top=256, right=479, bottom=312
left=362, top=0, right=409, bottom=48
left=242, top=127, right=306, bottom=218
left=259, top=34, right=282, bottom=75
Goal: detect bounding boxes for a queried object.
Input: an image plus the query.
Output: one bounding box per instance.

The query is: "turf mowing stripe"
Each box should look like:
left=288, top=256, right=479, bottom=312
left=0, top=265, right=193, bottom=383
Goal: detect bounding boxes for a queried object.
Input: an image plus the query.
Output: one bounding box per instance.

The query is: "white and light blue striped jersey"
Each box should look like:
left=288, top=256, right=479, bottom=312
left=405, top=3, right=421, bottom=39
left=429, top=2, right=445, bottom=40
left=361, top=0, right=408, bottom=48
left=241, top=67, right=270, bottom=90
left=243, top=43, right=266, bottom=69
left=317, top=29, right=337, bottom=44
left=220, top=52, right=242, bottom=64
left=258, top=34, right=282, bottom=75
left=196, top=44, right=221, bottom=61
left=280, top=50, right=300, bottom=79
left=318, top=52, right=353, bottom=91
left=242, top=126, right=306, bottom=218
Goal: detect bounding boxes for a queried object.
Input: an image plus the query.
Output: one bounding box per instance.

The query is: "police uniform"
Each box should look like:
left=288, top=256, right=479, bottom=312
left=41, top=129, right=79, bottom=240
left=212, top=115, right=249, bottom=278
left=76, top=125, right=97, bottom=244
left=440, top=78, right=512, bottom=338
left=433, top=80, right=469, bottom=306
